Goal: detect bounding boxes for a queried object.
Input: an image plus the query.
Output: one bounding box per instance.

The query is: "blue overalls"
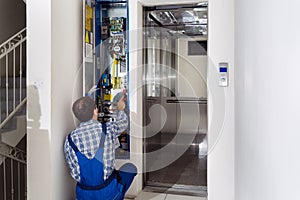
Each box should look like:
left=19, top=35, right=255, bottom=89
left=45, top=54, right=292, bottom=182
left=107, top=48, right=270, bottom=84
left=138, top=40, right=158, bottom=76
left=68, top=123, right=125, bottom=200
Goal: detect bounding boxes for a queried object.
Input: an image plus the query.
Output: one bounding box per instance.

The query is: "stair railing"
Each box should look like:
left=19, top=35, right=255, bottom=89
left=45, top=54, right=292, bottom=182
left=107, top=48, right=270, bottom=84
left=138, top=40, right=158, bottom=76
left=0, top=142, right=27, bottom=200
left=0, top=28, right=27, bottom=199
left=0, top=28, right=27, bottom=129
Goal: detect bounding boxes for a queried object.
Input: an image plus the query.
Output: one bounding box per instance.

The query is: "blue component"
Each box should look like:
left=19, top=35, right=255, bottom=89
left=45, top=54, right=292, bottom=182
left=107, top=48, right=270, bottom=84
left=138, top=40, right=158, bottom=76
left=220, top=67, right=227, bottom=73
left=95, top=3, right=101, bottom=47
left=96, top=0, right=127, bottom=3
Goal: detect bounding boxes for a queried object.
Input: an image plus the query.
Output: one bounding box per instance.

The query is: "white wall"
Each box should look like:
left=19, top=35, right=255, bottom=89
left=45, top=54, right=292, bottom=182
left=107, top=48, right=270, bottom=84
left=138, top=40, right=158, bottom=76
left=235, top=0, right=300, bottom=199
left=27, top=0, right=82, bottom=199
left=116, top=0, right=144, bottom=196
left=207, top=0, right=235, bottom=200
left=51, top=0, right=83, bottom=199
left=27, top=0, right=52, bottom=198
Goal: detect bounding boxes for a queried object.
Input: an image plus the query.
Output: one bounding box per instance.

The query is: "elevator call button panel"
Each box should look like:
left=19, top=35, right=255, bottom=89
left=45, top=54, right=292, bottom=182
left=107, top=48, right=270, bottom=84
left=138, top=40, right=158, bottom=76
left=219, top=62, right=229, bottom=87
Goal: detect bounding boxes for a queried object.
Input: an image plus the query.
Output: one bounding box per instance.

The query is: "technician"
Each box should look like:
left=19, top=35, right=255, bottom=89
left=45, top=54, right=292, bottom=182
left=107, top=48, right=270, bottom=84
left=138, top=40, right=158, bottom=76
left=64, top=96, right=137, bottom=200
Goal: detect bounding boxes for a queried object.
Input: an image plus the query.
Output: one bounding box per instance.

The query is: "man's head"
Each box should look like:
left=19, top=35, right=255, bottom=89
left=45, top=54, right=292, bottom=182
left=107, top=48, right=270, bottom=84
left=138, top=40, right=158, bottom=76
left=72, top=96, right=96, bottom=122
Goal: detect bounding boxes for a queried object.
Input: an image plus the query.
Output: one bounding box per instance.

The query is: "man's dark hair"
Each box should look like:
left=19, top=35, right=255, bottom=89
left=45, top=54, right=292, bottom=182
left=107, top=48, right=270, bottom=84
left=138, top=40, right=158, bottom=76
left=72, top=96, right=95, bottom=122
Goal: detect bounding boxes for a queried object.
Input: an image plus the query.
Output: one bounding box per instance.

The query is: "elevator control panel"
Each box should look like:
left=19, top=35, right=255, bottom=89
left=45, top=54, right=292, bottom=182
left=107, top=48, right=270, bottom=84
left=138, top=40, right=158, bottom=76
left=219, top=62, right=229, bottom=87
left=84, top=0, right=130, bottom=159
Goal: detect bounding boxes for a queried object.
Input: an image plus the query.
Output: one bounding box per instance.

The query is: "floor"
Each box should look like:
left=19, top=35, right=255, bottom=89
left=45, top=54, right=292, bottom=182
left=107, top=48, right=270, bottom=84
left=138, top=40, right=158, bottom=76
left=145, top=133, right=207, bottom=186
left=128, top=191, right=207, bottom=200
left=141, top=102, right=208, bottom=199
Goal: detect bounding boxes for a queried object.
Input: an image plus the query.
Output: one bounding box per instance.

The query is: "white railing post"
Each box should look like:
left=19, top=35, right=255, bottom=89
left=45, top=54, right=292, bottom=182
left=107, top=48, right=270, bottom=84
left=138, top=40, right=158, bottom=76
left=13, top=48, right=16, bottom=109
left=24, top=164, right=27, bottom=199
left=6, top=54, right=9, bottom=117
left=19, top=42, right=23, bottom=103
left=0, top=76, right=1, bottom=122
left=4, top=157, right=6, bottom=200
left=11, top=159, right=15, bottom=200
left=18, top=161, right=20, bottom=200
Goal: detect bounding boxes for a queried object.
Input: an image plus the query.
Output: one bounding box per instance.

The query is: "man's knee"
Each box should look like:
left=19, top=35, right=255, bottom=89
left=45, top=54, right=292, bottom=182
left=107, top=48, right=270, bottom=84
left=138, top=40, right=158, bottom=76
left=119, top=163, right=137, bottom=175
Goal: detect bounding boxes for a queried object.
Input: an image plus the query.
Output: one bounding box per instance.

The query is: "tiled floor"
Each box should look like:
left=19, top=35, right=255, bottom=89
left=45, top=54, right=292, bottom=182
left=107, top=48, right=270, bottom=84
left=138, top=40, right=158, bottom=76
left=128, top=191, right=207, bottom=200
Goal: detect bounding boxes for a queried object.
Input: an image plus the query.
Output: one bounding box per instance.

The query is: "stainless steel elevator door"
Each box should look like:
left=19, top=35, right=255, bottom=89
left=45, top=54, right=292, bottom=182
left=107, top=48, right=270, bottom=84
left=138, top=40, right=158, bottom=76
left=143, top=6, right=208, bottom=195
left=144, top=98, right=207, bottom=188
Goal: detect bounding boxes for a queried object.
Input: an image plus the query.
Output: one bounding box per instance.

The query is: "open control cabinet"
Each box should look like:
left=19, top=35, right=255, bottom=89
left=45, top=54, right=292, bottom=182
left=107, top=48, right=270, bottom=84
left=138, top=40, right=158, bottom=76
left=83, top=0, right=130, bottom=159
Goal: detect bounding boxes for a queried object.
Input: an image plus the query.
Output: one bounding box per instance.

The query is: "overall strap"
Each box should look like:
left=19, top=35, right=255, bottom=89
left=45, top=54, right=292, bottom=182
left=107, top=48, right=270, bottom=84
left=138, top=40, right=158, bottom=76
left=101, top=123, right=107, bottom=135
left=77, top=170, right=118, bottom=190
left=99, top=123, right=107, bottom=148
left=68, top=134, right=79, bottom=153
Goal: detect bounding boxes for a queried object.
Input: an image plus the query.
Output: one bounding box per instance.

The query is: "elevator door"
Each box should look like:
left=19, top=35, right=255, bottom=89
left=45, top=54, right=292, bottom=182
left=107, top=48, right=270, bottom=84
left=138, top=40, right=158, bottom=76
left=144, top=98, right=207, bottom=188
left=143, top=3, right=208, bottom=195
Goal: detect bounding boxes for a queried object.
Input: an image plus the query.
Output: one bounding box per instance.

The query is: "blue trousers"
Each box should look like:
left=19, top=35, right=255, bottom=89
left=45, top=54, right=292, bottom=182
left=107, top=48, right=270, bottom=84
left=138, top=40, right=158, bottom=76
left=117, top=163, right=137, bottom=200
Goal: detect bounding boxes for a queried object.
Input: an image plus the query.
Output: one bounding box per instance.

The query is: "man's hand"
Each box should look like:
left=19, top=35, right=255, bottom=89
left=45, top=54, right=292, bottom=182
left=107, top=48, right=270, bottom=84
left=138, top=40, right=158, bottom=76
left=117, top=96, right=126, bottom=111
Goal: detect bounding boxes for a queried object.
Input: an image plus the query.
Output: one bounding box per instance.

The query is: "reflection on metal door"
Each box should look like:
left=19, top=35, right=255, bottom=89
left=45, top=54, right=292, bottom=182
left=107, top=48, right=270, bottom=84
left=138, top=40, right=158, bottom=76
left=143, top=3, right=208, bottom=196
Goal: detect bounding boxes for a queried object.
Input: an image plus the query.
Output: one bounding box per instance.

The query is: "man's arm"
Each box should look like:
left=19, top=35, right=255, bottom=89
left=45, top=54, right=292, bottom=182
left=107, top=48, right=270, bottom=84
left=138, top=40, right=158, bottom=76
left=111, top=110, right=128, bottom=137
left=111, top=96, right=128, bottom=136
left=64, top=137, right=81, bottom=182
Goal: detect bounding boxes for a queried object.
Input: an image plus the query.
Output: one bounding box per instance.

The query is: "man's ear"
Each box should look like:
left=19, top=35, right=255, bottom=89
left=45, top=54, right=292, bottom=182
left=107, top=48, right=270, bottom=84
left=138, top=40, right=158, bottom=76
left=94, top=108, right=98, bottom=115
left=93, top=107, right=98, bottom=120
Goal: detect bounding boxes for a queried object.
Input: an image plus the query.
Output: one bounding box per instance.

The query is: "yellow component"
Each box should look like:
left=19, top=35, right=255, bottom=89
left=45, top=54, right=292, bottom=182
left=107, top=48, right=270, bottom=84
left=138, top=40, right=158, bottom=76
left=85, top=31, right=90, bottom=43
left=113, top=78, right=116, bottom=89
left=85, top=5, right=93, bottom=19
left=112, top=55, right=117, bottom=77
left=112, top=55, right=117, bottom=88
left=115, top=77, right=122, bottom=89
left=104, top=94, right=112, bottom=101
left=111, top=54, right=122, bottom=89
left=86, top=19, right=91, bottom=31
left=115, top=57, right=119, bottom=66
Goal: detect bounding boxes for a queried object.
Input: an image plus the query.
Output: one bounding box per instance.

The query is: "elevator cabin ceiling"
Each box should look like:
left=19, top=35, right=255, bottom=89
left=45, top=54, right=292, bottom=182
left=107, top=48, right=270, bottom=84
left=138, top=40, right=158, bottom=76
left=144, top=2, right=208, bottom=36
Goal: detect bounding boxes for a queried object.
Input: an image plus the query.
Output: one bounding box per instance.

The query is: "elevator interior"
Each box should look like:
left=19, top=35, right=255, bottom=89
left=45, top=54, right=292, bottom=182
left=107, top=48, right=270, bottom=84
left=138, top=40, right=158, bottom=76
left=143, top=2, right=208, bottom=196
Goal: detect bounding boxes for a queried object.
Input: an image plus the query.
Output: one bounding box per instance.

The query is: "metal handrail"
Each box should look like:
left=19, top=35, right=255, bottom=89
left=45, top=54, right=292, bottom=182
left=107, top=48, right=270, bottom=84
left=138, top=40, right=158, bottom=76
left=0, top=37, right=26, bottom=60
left=0, top=28, right=26, bottom=55
left=0, top=97, right=27, bottom=129
left=0, top=142, right=26, bottom=164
